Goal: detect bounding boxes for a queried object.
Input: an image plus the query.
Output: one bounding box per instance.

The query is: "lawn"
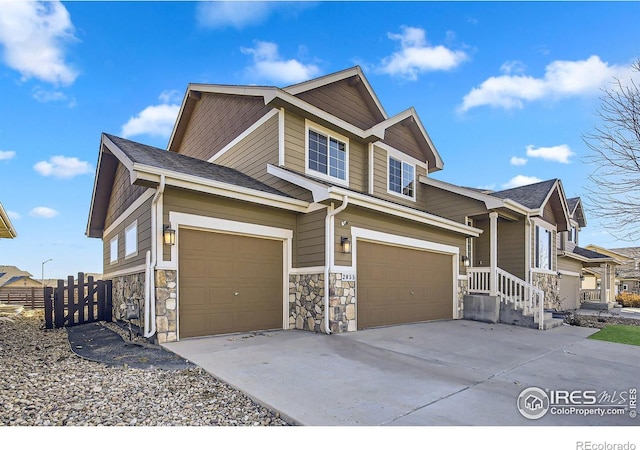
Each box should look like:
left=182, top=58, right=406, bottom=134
left=588, top=324, right=640, bottom=346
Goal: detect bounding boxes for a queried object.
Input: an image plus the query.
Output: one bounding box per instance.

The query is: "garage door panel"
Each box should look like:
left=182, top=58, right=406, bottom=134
left=179, top=228, right=283, bottom=338
left=357, top=241, right=453, bottom=329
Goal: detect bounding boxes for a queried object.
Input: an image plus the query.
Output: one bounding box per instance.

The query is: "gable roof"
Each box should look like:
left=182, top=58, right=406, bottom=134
left=490, top=179, right=571, bottom=231
left=167, top=67, right=444, bottom=172
left=0, top=201, right=17, bottom=239
left=567, top=197, right=587, bottom=227
left=608, top=247, right=640, bottom=279
left=0, top=266, right=34, bottom=287
left=87, top=134, right=310, bottom=237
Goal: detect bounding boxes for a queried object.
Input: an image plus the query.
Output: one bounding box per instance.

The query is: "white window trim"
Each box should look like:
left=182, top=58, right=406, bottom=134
left=109, top=235, right=118, bottom=265
left=534, top=221, right=554, bottom=271
left=304, top=119, right=349, bottom=186
left=124, top=220, right=138, bottom=259
left=387, top=155, right=416, bottom=201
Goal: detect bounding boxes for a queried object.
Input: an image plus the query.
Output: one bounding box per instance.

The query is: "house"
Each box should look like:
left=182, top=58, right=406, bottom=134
left=0, top=202, right=17, bottom=239
left=579, top=246, right=636, bottom=299
left=87, top=67, right=488, bottom=342
left=610, top=247, right=640, bottom=294
left=0, top=266, right=42, bottom=288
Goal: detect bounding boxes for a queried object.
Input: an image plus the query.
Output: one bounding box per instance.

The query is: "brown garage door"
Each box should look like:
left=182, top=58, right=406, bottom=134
left=357, top=241, right=453, bottom=329
left=558, top=275, right=580, bottom=310
left=178, top=228, right=283, bottom=338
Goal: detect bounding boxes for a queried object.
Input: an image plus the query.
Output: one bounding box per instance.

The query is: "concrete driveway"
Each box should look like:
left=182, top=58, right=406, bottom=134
left=163, top=320, right=640, bottom=426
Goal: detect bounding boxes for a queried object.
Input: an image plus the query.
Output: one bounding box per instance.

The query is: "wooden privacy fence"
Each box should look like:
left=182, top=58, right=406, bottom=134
left=44, top=273, right=112, bottom=329
left=0, top=287, right=45, bottom=309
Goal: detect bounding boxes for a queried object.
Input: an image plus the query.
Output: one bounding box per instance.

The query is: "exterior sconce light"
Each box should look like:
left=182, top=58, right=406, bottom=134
left=580, top=274, right=585, bottom=281
left=557, top=272, right=563, bottom=279
left=341, top=237, right=351, bottom=254
left=163, top=225, right=176, bottom=246
left=461, top=255, right=470, bottom=267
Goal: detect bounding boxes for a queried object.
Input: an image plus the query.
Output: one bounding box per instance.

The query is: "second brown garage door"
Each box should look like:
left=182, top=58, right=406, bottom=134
left=357, top=241, right=454, bottom=329
left=178, top=228, right=283, bottom=338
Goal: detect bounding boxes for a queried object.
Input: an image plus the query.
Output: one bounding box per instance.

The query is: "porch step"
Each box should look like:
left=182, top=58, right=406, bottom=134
left=541, top=317, right=564, bottom=330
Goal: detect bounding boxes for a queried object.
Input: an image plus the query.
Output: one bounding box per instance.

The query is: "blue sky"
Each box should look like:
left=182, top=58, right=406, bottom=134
left=1, top=1, right=640, bottom=279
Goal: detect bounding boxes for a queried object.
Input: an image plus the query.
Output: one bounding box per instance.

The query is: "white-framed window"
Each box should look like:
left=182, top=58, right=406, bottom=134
left=388, top=156, right=415, bottom=199
left=535, top=225, right=552, bottom=270
left=568, top=225, right=578, bottom=243
left=124, top=221, right=138, bottom=258
left=305, top=121, right=349, bottom=184
left=109, top=235, right=118, bottom=264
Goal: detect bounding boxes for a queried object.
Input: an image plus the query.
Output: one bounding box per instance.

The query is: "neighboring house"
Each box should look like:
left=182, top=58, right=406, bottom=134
left=87, top=67, right=482, bottom=342
left=0, top=266, right=42, bottom=288
left=582, top=245, right=632, bottom=303
left=610, top=247, right=640, bottom=294
left=0, top=202, right=17, bottom=239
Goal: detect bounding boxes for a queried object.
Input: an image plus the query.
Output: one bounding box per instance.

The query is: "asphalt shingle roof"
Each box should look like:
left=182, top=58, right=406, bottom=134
left=489, top=179, right=558, bottom=209
left=105, top=134, right=292, bottom=199
left=571, top=246, right=611, bottom=260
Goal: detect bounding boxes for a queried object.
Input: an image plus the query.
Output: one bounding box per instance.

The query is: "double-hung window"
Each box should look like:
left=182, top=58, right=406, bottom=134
left=535, top=225, right=552, bottom=270
left=388, top=156, right=415, bottom=199
left=307, top=124, right=348, bottom=183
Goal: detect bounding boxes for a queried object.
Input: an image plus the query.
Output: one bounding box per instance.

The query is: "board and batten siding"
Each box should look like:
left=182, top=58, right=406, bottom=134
left=104, top=162, right=147, bottom=230
left=333, top=205, right=466, bottom=274
left=175, top=93, right=271, bottom=161
left=103, top=196, right=152, bottom=275
left=294, top=78, right=384, bottom=130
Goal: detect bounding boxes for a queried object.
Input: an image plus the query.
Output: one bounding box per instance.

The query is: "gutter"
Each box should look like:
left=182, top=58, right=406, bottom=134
left=144, top=175, right=165, bottom=338
left=323, top=196, right=349, bottom=334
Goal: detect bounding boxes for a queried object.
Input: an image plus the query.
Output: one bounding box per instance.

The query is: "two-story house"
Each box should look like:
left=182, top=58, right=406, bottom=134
left=87, top=67, right=485, bottom=342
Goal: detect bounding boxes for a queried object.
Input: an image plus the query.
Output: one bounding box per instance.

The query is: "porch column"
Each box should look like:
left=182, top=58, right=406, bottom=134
left=489, top=212, right=498, bottom=296
left=600, top=263, right=608, bottom=303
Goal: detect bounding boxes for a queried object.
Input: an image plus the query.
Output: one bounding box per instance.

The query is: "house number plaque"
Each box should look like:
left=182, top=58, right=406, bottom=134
left=341, top=273, right=356, bottom=282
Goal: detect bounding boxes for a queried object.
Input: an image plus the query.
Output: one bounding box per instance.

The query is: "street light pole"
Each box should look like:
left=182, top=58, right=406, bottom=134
left=41, top=259, right=53, bottom=287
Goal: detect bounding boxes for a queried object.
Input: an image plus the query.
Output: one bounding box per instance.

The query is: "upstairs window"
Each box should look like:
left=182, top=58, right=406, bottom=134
left=110, top=235, right=118, bottom=264
left=388, top=157, right=415, bottom=199
left=306, top=124, right=348, bottom=183
left=125, top=221, right=138, bottom=258
left=535, top=226, right=552, bottom=270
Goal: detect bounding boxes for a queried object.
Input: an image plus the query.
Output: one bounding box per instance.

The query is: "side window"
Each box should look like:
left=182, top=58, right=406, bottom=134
left=125, top=221, right=137, bottom=258
left=388, top=156, right=415, bottom=199
left=306, top=123, right=348, bottom=183
left=110, top=235, right=118, bottom=264
left=535, top=226, right=551, bottom=270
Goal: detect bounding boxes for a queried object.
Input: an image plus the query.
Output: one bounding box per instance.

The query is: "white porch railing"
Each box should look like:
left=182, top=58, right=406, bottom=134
left=580, top=289, right=601, bottom=302
left=467, top=267, right=545, bottom=330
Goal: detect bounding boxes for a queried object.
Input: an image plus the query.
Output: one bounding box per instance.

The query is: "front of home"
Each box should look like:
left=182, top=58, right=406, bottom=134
left=87, top=67, right=605, bottom=342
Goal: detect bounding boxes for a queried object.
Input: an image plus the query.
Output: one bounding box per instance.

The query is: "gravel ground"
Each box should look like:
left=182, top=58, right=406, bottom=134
left=0, top=310, right=289, bottom=426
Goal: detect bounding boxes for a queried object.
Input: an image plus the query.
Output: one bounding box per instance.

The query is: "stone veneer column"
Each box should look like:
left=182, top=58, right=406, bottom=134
left=531, top=272, right=559, bottom=310
left=328, top=273, right=356, bottom=333
left=457, top=277, right=468, bottom=318
left=110, top=272, right=146, bottom=329
left=154, top=269, right=177, bottom=343
left=289, top=273, right=324, bottom=332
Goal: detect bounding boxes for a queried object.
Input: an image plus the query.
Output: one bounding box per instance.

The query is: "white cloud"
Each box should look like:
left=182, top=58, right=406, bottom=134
left=29, top=206, right=59, bottom=219
left=502, top=175, right=542, bottom=189
left=121, top=92, right=181, bottom=139
left=526, top=144, right=575, bottom=164
left=379, top=26, right=468, bottom=80
left=33, top=155, right=92, bottom=179
left=0, top=1, right=78, bottom=85
left=241, top=41, right=320, bottom=84
left=510, top=156, right=528, bottom=166
left=460, top=55, right=627, bottom=112
left=0, top=150, right=16, bottom=160
left=196, top=1, right=276, bottom=29
left=32, top=86, right=76, bottom=106
left=6, top=211, right=20, bottom=220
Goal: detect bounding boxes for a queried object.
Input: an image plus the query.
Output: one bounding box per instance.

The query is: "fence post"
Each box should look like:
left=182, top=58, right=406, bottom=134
left=44, top=287, right=53, bottom=329
left=67, top=275, right=75, bottom=326
left=54, top=279, right=64, bottom=328
left=77, top=272, right=85, bottom=324
left=105, top=280, right=112, bottom=322
left=30, top=287, right=35, bottom=309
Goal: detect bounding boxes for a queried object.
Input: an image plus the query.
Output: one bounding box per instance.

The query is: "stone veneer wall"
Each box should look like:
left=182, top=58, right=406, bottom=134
left=289, top=273, right=324, bottom=332
left=110, top=272, right=145, bottom=330
left=457, top=277, right=468, bottom=319
left=328, top=273, right=356, bottom=333
left=155, top=269, right=178, bottom=343
left=531, top=271, right=559, bottom=310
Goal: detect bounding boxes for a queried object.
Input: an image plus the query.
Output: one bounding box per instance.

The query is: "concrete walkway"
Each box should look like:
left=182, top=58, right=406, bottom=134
left=163, top=320, right=640, bottom=426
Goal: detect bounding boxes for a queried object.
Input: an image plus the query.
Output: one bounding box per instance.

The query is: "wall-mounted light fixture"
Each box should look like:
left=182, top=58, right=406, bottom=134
left=557, top=271, right=563, bottom=279
left=461, top=255, right=470, bottom=267
left=163, top=225, right=176, bottom=246
left=580, top=274, right=585, bottom=281
left=341, top=237, right=351, bottom=254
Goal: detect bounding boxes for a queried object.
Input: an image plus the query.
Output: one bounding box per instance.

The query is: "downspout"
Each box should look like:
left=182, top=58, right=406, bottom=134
left=144, top=175, right=165, bottom=338
left=323, top=196, right=349, bottom=335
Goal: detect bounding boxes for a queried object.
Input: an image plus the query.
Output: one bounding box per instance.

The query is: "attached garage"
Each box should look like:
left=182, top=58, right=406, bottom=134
left=558, top=274, right=580, bottom=311
left=357, top=240, right=455, bottom=329
left=178, top=228, right=284, bottom=338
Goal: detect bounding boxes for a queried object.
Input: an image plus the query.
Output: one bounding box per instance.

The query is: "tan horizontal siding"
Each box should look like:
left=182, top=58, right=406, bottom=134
left=423, top=185, right=487, bottom=223
left=296, top=208, right=326, bottom=267
left=382, top=123, right=424, bottom=162
left=284, top=112, right=305, bottom=173
left=176, top=93, right=271, bottom=161
left=497, top=219, right=526, bottom=280
left=103, top=196, right=152, bottom=274
left=104, top=163, right=147, bottom=230
left=558, top=257, right=582, bottom=273
left=334, top=205, right=465, bottom=273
